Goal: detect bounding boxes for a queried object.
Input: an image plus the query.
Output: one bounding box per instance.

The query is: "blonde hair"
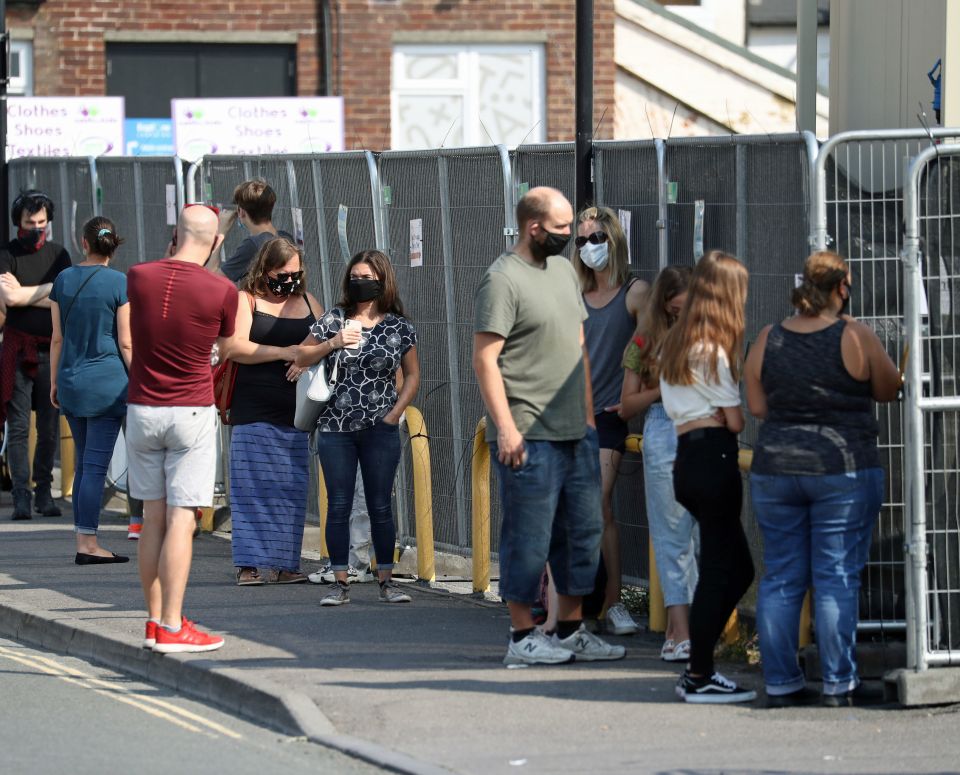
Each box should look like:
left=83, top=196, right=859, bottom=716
left=634, top=265, right=693, bottom=386
left=573, top=206, right=630, bottom=292
left=660, top=250, right=749, bottom=385
left=792, top=251, right=848, bottom=316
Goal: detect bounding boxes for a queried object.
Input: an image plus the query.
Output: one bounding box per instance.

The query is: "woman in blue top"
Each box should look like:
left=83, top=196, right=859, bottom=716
left=295, top=249, right=420, bottom=606
left=50, top=217, right=132, bottom=565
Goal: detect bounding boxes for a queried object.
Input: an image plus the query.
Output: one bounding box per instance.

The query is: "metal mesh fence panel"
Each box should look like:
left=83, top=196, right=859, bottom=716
left=820, top=133, right=960, bottom=631
left=94, top=158, right=182, bottom=270
left=916, top=153, right=960, bottom=658
left=376, top=147, right=511, bottom=555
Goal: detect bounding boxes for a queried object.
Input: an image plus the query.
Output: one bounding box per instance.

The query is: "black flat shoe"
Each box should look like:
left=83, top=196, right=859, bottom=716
left=822, top=682, right=887, bottom=707
left=75, top=552, right=130, bottom=565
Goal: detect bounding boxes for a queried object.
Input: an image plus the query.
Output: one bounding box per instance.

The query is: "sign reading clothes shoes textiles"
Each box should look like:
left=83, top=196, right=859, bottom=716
left=171, top=98, right=345, bottom=162
left=5, top=97, right=125, bottom=159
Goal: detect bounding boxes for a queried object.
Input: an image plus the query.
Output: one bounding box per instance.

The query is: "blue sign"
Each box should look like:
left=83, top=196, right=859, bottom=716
left=124, top=119, right=174, bottom=156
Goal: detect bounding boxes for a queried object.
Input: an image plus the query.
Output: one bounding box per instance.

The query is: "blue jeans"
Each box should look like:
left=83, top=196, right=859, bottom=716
left=493, top=428, right=603, bottom=602
left=643, top=404, right=698, bottom=607
left=6, top=350, right=58, bottom=495
left=315, top=420, right=401, bottom=571
left=751, top=468, right=883, bottom=696
left=65, top=414, right=123, bottom=535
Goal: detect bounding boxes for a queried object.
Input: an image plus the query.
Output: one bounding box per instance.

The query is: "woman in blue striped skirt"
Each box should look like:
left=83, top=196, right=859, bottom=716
left=227, top=237, right=322, bottom=585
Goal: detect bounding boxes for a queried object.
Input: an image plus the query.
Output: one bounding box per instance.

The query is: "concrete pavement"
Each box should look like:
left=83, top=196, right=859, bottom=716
left=1, top=495, right=959, bottom=774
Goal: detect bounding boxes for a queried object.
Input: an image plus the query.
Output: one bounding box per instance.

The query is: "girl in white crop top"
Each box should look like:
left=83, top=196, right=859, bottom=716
left=657, top=250, right=757, bottom=705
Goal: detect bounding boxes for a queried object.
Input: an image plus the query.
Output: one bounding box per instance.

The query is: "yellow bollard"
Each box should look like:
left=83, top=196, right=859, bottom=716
left=404, top=406, right=435, bottom=583
left=626, top=433, right=667, bottom=631
left=317, top=465, right=328, bottom=558
left=59, top=415, right=75, bottom=498
left=722, top=447, right=755, bottom=643
left=197, top=506, right=215, bottom=533
left=799, top=589, right=813, bottom=647
left=471, top=418, right=491, bottom=594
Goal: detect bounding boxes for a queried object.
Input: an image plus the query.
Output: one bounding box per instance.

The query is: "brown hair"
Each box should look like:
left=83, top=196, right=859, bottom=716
left=573, top=206, right=631, bottom=292
left=241, top=237, right=305, bottom=298
left=660, top=250, right=749, bottom=385
left=81, top=216, right=124, bottom=259
left=232, top=178, right=276, bottom=224
left=339, top=249, right=406, bottom=317
left=634, top=265, right=693, bottom=386
left=792, top=251, right=849, bottom=316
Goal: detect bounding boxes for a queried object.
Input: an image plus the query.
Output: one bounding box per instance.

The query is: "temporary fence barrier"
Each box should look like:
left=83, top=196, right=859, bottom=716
left=902, top=143, right=960, bottom=673
left=812, top=128, right=960, bottom=634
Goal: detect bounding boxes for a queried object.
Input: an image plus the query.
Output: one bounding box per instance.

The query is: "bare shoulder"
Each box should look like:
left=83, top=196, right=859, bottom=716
left=626, top=277, right=650, bottom=314
left=306, top=292, right=324, bottom=316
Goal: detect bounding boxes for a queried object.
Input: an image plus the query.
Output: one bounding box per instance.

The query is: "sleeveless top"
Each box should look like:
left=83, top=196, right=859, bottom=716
left=230, top=297, right=317, bottom=428
left=583, top=278, right=637, bottom=411
left=752, top=320, right=880, bottom=475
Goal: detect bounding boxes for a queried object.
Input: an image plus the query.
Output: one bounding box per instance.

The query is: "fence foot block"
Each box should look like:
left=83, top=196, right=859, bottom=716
left=886, top=667, right=960, bottom=707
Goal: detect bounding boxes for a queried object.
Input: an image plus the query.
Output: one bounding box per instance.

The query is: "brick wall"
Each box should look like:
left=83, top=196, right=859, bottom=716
left=7, top=0, right=320, bottom=96
left=332, top=0, right=616, bottom=149
left=7, top=0, right=614, bottom=150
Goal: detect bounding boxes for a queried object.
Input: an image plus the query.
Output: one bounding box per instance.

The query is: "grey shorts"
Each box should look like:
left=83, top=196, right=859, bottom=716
left=126, top=404, right=217, bottom=507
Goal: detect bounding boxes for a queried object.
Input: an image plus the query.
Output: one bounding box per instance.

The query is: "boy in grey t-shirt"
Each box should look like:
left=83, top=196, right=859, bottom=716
left=473, top=186, right=625, bottom=667
left=218, top=178, right=294, bottom=283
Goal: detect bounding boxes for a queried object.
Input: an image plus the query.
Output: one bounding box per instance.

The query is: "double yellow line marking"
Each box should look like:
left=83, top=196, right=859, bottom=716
left=0, top=644, right=242, bottom=740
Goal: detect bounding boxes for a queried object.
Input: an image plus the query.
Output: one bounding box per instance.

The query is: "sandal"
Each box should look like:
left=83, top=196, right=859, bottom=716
left=662, top=638, right=691, bottom=662
left=271, top=570, right=308, bottom=584
left=236, top=567, right=264, bottom=586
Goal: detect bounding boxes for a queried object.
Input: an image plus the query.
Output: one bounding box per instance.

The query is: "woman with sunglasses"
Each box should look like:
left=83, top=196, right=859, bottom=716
left=228, top=237, right=322, bottom=585
left=573, top=206, right=648, bottom=635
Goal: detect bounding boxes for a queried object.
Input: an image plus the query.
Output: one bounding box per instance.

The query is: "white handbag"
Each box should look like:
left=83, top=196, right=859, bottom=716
left=294, top=353, right=339, bottom=432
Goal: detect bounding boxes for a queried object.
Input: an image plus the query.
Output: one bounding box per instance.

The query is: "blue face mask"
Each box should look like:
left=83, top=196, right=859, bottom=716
left=579, top=241, right=609, bottom=270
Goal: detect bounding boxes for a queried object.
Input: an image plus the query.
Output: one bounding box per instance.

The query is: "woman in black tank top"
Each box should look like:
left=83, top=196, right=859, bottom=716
left=744, top=251, right=901, bottom=708
left=225, top=238, right=322, bottom=587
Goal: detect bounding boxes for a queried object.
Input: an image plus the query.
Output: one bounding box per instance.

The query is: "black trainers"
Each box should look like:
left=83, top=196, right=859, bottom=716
left=822, top=682, right=886, bottom=707
left=763, top=686, right=820, bottom=708
left=676, top=670, right=757, bottom=704
left=10, top=491, right=31, bottom=521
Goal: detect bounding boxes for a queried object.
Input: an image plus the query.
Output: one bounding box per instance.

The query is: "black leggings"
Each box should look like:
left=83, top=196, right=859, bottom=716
left=673, top=427, right=755, bottom=676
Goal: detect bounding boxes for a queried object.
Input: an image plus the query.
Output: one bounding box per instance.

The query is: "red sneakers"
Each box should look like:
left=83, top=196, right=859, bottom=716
left=127, top=523, right=142, bottom=540
left=144, top=620, right=158, bottom=649
left=153, top=618, right=224, bottom=654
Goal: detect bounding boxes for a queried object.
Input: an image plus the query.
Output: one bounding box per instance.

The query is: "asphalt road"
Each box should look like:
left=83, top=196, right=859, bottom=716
left=0, top=637, right=385, bottom=775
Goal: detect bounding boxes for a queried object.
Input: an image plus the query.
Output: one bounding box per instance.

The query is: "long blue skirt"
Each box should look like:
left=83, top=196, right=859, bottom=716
left=230, top=422, right=309, bottom=571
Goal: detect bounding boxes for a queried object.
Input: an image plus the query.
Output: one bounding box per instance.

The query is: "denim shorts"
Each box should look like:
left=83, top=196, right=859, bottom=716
left=492, top=428, right=603, bottom=603
left=126, top=404, right=218, bottom=507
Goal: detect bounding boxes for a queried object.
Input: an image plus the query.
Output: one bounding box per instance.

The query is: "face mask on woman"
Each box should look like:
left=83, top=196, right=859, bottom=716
left=266, top=271, right=303, bottom=298
left=348, top=277, right=383, bottom=303
left=579, top=242, right=609, bottom=270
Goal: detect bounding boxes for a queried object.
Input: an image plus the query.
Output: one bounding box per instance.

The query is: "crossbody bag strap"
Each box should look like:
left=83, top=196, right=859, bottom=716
left=60, top=265, right=106, bottom=327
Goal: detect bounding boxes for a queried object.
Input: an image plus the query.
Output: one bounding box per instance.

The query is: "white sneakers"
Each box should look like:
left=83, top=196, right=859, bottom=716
left=308, top=563, right=373, bottom=584
left=604, top=603, right=640, bottom=635
left=504, top=625, right=626, bottom=666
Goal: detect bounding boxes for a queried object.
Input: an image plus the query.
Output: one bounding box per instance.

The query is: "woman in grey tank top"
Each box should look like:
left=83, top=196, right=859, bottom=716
left=573, top=206, right=648, bottom=636
left=744, top=251, right=902, bottom=708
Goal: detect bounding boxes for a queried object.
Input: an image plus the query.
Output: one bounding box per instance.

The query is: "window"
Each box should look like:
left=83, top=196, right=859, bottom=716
left=9, top=40, right=34, bottom=96
left=392, top=44, right=545, bottom=150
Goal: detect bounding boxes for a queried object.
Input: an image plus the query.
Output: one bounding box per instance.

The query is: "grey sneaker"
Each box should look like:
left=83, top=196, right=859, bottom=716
left=378, top=581, right=412, bottom=603
left=319, top=581, right=350, bottom=606
left=504, top=628, right=575, bottom=666
left=605, top=603, right=639, bottom=635
left=556, top=624, right=626, bottom=661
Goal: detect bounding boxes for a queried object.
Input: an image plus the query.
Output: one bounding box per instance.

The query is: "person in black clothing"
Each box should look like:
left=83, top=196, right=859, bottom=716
left=0, top=191, right=72, bottom=520
left=217, top=179, right=295, bottom=284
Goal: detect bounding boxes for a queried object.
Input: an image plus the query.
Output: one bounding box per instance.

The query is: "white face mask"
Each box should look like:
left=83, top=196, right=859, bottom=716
left=579, top=241, right=609, bottom=270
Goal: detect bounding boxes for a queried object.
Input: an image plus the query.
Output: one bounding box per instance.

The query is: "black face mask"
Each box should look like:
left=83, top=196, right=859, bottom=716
left=531, top=228, right=570, bottom=261
left=348, top=277, right=383, bottom=303
left=266, top=271, right=303, bottom=298
left=17, top=228, right=46, bottom=252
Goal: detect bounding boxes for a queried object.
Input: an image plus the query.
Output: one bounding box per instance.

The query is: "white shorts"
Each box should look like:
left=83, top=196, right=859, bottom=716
left=126, top=404, right=217, bottom=507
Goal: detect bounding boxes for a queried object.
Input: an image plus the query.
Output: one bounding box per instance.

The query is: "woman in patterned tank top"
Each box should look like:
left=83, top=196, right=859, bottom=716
left=744, top=251, right=901, bottom=708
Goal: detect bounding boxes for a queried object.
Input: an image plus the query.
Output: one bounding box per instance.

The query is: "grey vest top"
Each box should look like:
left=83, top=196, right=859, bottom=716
left=583, top=279, right=637, bottom=412
left=752, top=320, right=880, bottom=475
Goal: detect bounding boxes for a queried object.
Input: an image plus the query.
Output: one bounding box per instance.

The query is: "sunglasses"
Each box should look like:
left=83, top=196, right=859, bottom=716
left=184, top=203, right=221, bottom=216
left=574, top=231, right=608, bottom=249
left=270, top=270, right=304, bottom=283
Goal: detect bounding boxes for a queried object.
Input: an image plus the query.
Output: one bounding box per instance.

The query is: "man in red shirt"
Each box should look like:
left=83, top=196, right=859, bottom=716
left=127, top=205, right=238, bottom=653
